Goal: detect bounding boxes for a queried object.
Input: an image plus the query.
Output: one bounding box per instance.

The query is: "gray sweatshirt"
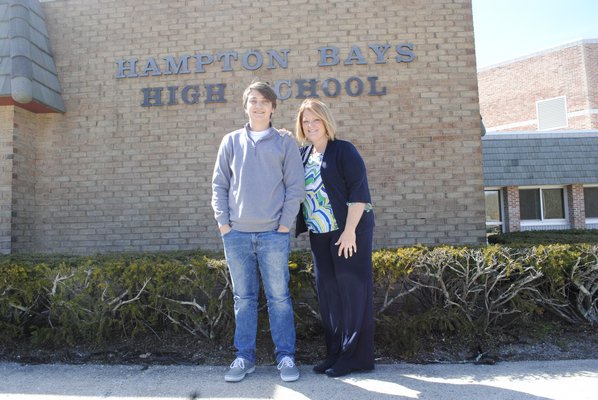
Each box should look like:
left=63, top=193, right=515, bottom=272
left=211, top=124, right=305, bottom=232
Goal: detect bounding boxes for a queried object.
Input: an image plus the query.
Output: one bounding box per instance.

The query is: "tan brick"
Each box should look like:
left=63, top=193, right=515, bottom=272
left=1, top=0, right=486, bottom=253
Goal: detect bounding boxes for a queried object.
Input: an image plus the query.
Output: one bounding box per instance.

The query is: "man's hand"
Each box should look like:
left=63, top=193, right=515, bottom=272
left=219, top=224, right=232, bottom=235
left=277, top=225, right=290, bottom=233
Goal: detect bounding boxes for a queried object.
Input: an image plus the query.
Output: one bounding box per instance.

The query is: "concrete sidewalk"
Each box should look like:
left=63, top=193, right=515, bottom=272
left=1, top=359, right=597, bottom=400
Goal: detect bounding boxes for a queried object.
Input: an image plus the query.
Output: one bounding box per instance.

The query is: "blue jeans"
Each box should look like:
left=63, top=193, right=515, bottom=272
left=222, top=229, right=296, bottom=363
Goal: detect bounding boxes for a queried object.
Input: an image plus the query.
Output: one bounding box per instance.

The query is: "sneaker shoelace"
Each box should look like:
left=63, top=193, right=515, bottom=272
left=230, top=358, right=246, bottom=369
left=277, top=357, right=295, bottom=370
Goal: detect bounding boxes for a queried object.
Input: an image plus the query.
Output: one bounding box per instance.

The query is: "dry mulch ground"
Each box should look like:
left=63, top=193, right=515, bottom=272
left=2, top=323, right=597, bottom=367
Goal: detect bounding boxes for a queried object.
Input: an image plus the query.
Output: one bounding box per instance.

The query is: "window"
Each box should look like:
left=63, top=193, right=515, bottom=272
left=543, top=188, right=565, bottom=219
left=520, top=189, right=541, bottom=220
left=585, top=187, right=598, bottom=218
left=519, top=188, right=565, bottom=221
left=484, top=189, right=503, bottom=234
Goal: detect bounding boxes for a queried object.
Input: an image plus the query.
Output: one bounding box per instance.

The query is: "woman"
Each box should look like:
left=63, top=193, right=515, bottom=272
left=294, top=99, right=375, bottom=378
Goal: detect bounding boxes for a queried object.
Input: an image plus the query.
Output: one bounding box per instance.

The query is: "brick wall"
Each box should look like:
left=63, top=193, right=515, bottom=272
left=567, top=184, right=586, bottom=229
left=11, top=108, right=40, bottom=252
left=504, top=186, right=520, bottom=233
left=0, top=107, right=13, bottom=254
left=584, top=43, right=598, bottom=114
left=7, top=0, right=485, bottom=254
left=478, top=41, right=598, bottom=132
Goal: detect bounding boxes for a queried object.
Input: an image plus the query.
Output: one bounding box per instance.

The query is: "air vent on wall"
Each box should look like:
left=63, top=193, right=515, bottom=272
left=536, top=96, right=567, bottom=131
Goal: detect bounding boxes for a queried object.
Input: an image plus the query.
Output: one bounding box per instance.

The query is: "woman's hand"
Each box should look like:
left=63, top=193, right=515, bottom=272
left=335, top=202, right=365, bottom=258
left=335, top=230, right=357, bottom=258
left=278, top=128, right=293, bottom=137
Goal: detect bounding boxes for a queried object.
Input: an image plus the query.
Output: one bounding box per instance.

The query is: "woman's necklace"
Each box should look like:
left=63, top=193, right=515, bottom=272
left=312, top=143, right=326, bottom=157
left=309, top=145, right=324, bottom=164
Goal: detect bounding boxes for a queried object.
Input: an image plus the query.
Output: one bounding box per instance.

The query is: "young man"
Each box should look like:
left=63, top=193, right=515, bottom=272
left=211, top=81, right=305, bottom=382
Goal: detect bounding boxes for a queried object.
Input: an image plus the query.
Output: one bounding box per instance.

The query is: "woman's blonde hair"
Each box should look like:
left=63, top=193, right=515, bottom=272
left=294, top=99, right=337, bottom=145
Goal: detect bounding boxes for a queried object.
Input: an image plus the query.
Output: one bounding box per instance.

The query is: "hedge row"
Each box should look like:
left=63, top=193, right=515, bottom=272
left=1, top=245, right=596, bottom=346
left=488, top=229, right=598, bottom=246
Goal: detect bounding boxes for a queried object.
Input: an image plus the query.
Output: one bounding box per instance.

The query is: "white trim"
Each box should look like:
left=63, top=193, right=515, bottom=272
left=477, top=38, right=598, bottom=71
left=520, top=223, right=570, bottom=231
left=486, top=109, right=598, bottom=133
left=520, top=220, right=568, bottom=227
left=569, top=109, right=598, bottom=118
left=518, top=185, right=565, bottom=190
left=483, top=130, right=598, bottom=139
left=486, top=120, right=537, bottom=132
left=486, top=221, right=503, bottom=226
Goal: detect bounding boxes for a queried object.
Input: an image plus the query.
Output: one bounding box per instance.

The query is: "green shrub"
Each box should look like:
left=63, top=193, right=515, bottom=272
left=0, top=251, right=237, bottom=345
left=529, top=244, right=598, bottom=324
left=488, top=229, right=598, bottom=246
left=1, top=243, right=596, bottom=349
left=0, top=258, right=52, bottom=340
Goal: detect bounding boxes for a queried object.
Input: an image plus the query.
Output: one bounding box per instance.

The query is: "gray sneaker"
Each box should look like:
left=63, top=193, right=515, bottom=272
left=224, top=358, right=255, bottom=382
left=277, top=356, right=300, bottom=382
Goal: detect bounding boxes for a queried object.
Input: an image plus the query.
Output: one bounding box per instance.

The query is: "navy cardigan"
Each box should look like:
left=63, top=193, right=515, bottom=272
left=295, top=139, right=374, bottom=237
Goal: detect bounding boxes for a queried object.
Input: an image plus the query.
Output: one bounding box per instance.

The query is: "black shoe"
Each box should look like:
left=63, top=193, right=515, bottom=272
left=325, top=365, right=353, bottom=377
left=313, top=358, right=336, bottom=374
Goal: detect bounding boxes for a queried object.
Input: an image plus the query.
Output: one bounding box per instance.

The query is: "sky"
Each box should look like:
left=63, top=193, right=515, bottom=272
left=472, top=0, right=598, bottom=68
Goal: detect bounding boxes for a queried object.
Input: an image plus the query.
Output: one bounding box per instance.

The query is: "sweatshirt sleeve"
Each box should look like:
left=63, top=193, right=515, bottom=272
left=211, top=135, right=232, bottom=227
left=279, top=138, right=305, bottom=229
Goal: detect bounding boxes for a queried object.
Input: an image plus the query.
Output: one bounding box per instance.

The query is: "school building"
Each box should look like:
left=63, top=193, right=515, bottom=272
left=478, top=40, right=598, bottom=233
left=1, top=0, right=487, bottom=254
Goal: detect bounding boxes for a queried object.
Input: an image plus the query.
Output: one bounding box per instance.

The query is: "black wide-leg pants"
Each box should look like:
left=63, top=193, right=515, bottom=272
left=309, top=228, right=375, bottom=371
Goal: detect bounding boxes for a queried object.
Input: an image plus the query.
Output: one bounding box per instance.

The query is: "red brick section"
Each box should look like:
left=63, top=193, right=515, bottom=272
left=0, top=97, right=62, bottom=113
left=503, top=186, right=520, bottom=233
left=567, top=184, right=586, bottom=229
left=478, top=42, right=598, bottom=132
left=584, top=43, right=598, bottom=122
